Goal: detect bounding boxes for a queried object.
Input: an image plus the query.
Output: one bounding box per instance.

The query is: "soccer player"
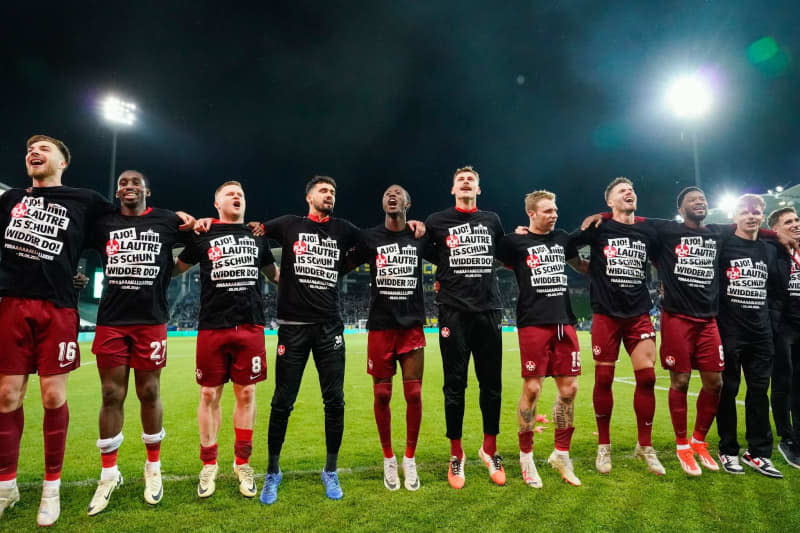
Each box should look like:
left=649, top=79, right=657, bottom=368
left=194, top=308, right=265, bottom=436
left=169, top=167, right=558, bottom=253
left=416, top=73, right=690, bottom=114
left=85, top=170, right=196, bottom=515
left=572, top=177, right=663, bottom=476
left=424, top=166, right=506, bottom=488
left=174, top=181, right=277, bottom=498
left=716, top=194, right=782, bottom=478
left=767, top=206, right=800, bottom=468
left=344, top=184, right=426, bottom=491
left=0, top=135, right=114, bottom=526
left=497, top=190, right=587, bottom=488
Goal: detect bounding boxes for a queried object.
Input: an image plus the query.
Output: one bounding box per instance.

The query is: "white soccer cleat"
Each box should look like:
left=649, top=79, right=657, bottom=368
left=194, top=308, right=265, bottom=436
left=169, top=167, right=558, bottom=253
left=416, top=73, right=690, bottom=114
left=233, top=463, right=257, bottom=498
left=0, top=484, right=20, bottom=519
left=596, top=444, right=612, bottom=474
left=197, top=463, right=219, bottom=498
left=37, top=484, right=61, bottom=527
left=519, top=452, right=542, bottom=488
left=383, top=456, right=399, bottom=491
left=144, top=465, right=163, bottom=505
left=87, top=472, right=123, bottom=517
left=634, top=444, right=666, bottom=476
left=548, top=450, right=581, bottom=486
left=402, top=456, right=420, bottom=491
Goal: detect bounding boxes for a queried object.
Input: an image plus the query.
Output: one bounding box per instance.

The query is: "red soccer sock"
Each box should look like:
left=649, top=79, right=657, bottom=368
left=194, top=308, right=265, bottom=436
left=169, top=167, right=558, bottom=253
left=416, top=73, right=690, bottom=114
left=593, top=365, right=615, bottom=445
left=482, top=434, right=497, bottom=456
left=234, top=428, right=253, bottom=465
left=693, top=387, right=721, bottom=442
left=101, top=450, right=118, bottom=468
left=373, top=382, right=394, bottom=458
left=200, top=443, right=218, bottom=465
left=633, top=368, right=656, bottom=447
left=43, top=402, right=69, bottom=481
left=668, top=387, right=688, bottom=444
left=518, top=430, right=533, bottom=454
left=450, top=439, right=464, bottom=460
left=0, top=407, right=24, bottom=481
left=145, top=442, right=161, bottom=463
left=403, top=380, right=422, bottom=458
left=554, top=427, right=575, bottom=452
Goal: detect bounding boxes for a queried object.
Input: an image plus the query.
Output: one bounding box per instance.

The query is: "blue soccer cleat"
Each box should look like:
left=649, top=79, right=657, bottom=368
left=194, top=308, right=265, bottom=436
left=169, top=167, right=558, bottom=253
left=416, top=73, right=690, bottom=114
left=321, top=470, right=343, bottom=500
left=259, top=471, right=282, bottom=505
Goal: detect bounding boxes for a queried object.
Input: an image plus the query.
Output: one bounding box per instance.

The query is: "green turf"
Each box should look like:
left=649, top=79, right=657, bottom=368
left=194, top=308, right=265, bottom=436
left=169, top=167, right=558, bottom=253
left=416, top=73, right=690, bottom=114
left=5, top=332, right=799, bottom=532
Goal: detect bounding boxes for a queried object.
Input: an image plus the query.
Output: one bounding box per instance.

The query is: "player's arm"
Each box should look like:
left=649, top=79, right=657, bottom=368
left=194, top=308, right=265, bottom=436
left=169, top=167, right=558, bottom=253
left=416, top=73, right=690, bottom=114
left=175, top=211, right=197, bottom=231
left=259, top=238, right=279, bottom=284
left=173, top=258, right=193, bottom=277
left=72, top=272, right=90, bottom=290
left=174, top=235, right=198, bottom=276
left=563, top=229, right=589, bottom=274
left=407, top=219, right=426, bottom=239
left=260, top=263, right=279, bottom=284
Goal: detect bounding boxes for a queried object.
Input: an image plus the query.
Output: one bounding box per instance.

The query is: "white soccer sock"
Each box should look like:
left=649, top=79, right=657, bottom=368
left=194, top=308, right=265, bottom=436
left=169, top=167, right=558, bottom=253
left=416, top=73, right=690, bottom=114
left=101, top=465, right=120, bottom=480
left=146, top=460, right=161, bottom=472
left=690, top=437, right=704, bottom=445
left=384, top=456, right=397, bottom=464
left=43, top=479, right=60, bottom=489
left=555, top=449, right=569, bottom=457
left=676, top=443, right=691, bottom=450
left=520, top=451, right=533, bottom=460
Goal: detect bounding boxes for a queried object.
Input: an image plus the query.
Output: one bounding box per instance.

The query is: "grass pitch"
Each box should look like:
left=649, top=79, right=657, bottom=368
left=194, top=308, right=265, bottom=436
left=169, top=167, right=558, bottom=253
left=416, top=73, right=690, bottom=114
left=5, top=332, right=799, bottom=532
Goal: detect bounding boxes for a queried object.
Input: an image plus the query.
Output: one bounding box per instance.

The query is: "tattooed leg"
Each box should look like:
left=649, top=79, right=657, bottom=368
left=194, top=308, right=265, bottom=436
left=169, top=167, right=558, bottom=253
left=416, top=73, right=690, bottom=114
left=518, top=377, right=543, bottom=432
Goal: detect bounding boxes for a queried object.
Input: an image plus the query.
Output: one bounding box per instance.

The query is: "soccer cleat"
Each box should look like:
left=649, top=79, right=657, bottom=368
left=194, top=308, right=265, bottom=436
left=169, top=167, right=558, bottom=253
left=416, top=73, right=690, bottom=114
left=37, top=484, right=61, bottom=527
left=778, top=440, right=800, bottom=470
left=321, top=470, right=343, bottom=500
left=478, top=448, right=506, bottom=486
left=259, top=471, right=282, bottom=505
left=233, top=463, right=257, bottom=497
left=144, top=465, right=163, bottom=505
left=595, top=444, right=612, bottom=474
left=519, top=452, right=542, bottom=488
left=547, top=450, right=581, bottom=486
left=634, top=444, right=666, bottom=476
left=383, top=456, right=399, bottom=491
left=718, top=453, right=745, bottom=474
left=448, top=455, right=465, bottom=489
left=87, top=472, right=123, bottom=516
left=0, top=484, right=20, bottom=519
left=676, top=447, right=701, bottom=476
left=197, top=463, right=219, bottom=498
left=742, top=451, right=783, bottom=479
left=402, top=456, right=420, bottom=491
left=690, top=441, right=719, bottom=471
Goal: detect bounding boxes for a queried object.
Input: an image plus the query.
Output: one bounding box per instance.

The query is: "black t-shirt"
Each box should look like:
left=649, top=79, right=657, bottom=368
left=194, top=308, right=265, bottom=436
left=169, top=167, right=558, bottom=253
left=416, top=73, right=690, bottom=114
left=92, top=207, right=187, bottom=326
left=178, top=223, right=274, bottom=329
left=349, top=225, right=427, bottom=330
left=571, top=219, right=654, bottom=318
left=497, top=230, right=579, bottom=326
left=717, top=235, right=777, bottom=344
left=263, top=215, right=361, bottom=323
left=0, top=185, right=114, bottom=308
left=424, top=207, right=504, bottom=312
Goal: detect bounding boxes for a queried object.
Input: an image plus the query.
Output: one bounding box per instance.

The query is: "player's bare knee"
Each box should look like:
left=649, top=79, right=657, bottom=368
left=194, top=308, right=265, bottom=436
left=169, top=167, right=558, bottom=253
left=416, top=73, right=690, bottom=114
left=235, top=385, right=256, bottom=406
left=41, top=388, right=66, bottom=409
left=557, top=381, right=578, bottom=400
left=523, top=380, right=541, bottom=401
left=101, top=382, right=126, bottom=407
left=136, top=381, right=160, bottom=406
left=670, top=372, right=690, bottom=393
left=0, top=384, right=23, bottom=412
left=199, top=386, right=220, bottom=406
left=702, top=373, right=722, bottom=394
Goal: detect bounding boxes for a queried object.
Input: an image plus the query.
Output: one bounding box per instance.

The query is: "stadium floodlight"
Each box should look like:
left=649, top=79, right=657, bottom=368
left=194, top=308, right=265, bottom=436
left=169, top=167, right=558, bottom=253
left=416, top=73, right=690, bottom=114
left=718, top=193, right=738, bottom=218
left=664, top=73, right=715, bottom=188
left=100, top=95, right=138, bottom=200
left=776, top=185, right=784, bottom=193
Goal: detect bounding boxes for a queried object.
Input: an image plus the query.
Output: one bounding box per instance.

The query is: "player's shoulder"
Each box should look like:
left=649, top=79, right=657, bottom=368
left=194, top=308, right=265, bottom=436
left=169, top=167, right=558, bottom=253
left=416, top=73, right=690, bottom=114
left=332, top=216, right=359, bottom=232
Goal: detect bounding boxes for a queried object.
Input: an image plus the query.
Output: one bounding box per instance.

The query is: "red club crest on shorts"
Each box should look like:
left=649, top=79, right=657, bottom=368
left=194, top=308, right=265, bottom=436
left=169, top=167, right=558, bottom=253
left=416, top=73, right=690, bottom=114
left=375, top=254, right=388, bottom=268
left=526, top=254, right=540, bottom=268
left=277, top=344, right=286, bottom=356
left=441, top=327, right=451, bottom=338
left=592, top=345, right=601, bottom=356
left=207, top=246, right=223, bottom=262
left=11, top=202, right=27, bottom=218
left=106, top=239, right=120, bottom=255
left=603, top=245, right=617, bottom=258
left=665, top=355, right=676, bottom=367
left=195, top=368, right=203, bottom=380
left=525, top=360, right=536, bottom=372
left=367, top=359, right=373, bottom=370
left=445, top=234, right=460, bottom=248
left=674, top=243, right=690, bottom=258
left=726, top=266, right=741, bottom=280
left=293, top=240, right=307, bottom=255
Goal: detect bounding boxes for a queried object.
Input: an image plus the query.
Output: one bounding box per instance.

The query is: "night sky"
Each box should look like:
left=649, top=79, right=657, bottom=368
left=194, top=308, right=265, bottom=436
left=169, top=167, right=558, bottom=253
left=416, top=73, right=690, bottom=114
left=2, top=1, right=799, bottom=230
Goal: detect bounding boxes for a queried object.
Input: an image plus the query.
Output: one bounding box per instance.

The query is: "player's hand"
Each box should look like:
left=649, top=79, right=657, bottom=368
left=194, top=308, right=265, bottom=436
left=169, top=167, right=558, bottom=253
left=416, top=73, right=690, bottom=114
left=581, top=213, right=604, bottom=230
left=408, top=220, right=426, bottom=239
left=176, top=211, right=197, bottom=231
left=72, top=272, right=89, bottom=290
left=194, top=217, right=214, bottom=234
left=514, top=225, right=528, bottom=235
left=248, top=221, right=265, bottom=237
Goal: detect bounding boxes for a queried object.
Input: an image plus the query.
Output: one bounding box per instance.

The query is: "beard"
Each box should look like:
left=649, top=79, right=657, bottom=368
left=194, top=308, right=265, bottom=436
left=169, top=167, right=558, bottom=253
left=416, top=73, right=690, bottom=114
left=314, top=200, right=334, bottom=215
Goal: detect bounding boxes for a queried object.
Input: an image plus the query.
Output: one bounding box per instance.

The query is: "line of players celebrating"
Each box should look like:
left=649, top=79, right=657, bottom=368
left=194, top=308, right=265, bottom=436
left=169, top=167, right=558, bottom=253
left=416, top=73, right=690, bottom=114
left=0, top=134, right=798, bottom=527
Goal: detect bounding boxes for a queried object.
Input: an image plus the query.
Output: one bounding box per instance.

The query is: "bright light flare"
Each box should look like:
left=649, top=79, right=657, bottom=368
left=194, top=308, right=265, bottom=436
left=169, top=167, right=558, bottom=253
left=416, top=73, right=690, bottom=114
left=718, top=193, right=738, bottom=218
left=102, top=96, right=136, bottom=126
left=665, top=75, right=713, bottom=120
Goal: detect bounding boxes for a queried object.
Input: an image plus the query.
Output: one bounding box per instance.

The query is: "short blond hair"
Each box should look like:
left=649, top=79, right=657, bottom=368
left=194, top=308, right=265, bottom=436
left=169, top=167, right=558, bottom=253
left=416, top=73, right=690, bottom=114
left=735, top=193, right=765, bottom=212
left=453, top=165, right=479, bottom=183
left=525, top=190, right=555, bottom=213
left=215, top=180, right=243, bottom=199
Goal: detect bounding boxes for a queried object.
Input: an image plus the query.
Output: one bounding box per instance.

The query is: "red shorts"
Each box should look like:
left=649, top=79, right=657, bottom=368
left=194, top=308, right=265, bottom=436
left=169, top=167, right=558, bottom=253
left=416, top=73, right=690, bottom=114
left=518, top=325, right=581, bottom=377
left=93, top=324, right=168, bottom=371
left=367, top=326, right=426, bottom=378
left=195, top=324, right=267, bottom=386
left=659, top=311, right=724, bottom=373
left=0, top=297, right=80, bottom=376
left=591, top=313, right=655, bottom=363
